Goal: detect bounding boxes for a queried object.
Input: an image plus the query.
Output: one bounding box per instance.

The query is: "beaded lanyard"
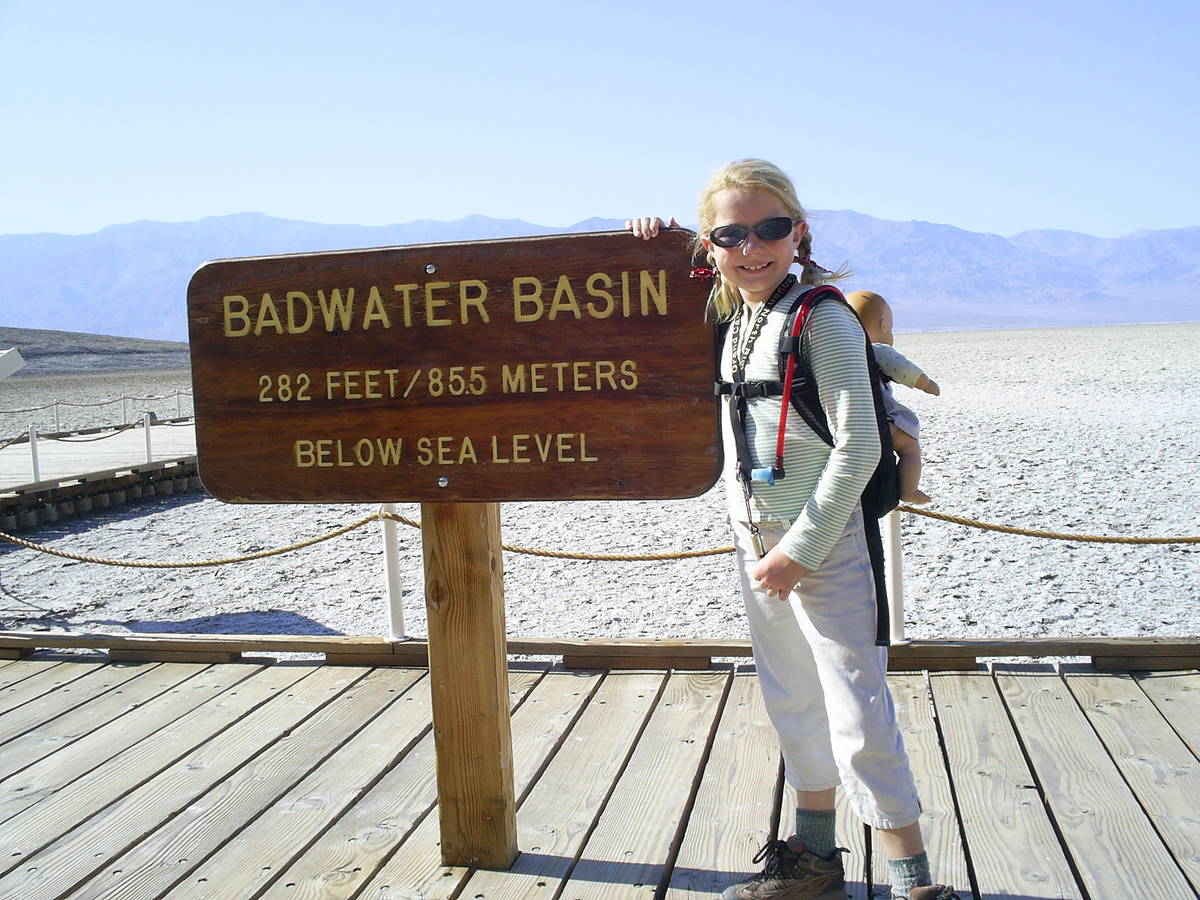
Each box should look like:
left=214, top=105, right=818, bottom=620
left=727, top=274, right=797, bottom=557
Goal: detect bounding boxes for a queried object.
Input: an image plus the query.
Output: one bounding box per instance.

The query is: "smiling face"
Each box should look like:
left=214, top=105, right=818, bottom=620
left=702, top=188, right=805, bottom=307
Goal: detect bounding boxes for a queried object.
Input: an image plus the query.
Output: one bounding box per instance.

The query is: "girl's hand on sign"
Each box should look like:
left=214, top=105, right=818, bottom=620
left=625, top=216, right=679, bottom=239
left=753, top=547, right=810, bottom=600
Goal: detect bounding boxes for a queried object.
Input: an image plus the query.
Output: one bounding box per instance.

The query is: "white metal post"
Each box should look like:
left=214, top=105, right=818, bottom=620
left=143, top=412, right=153, bottom=462
left=883, top=509, right=908, bottom=644
left=29, top=425, right=40, bottom=483
left=121, top=397, right=127, bottom=424
left=381, top=503, right=407, bottom=640
left=53, top=402, right=60, bottom=433
left=176, top=391, right=182, bottom=418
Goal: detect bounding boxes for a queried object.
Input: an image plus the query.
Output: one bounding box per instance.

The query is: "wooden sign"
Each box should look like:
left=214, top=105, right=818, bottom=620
left=187, top=230, right=721, bottom=502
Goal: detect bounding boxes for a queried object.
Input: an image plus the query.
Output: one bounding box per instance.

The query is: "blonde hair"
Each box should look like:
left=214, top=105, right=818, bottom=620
left=695, top=159, right=850, bottom=321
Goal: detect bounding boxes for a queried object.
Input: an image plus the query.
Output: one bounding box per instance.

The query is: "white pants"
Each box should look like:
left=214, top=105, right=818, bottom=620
left=734, top=507, right=922, bottom=829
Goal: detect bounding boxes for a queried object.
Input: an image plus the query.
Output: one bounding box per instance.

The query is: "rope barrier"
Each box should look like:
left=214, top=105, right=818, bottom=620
left=0, top=390, right=193, bottom=416
left=0, top=505, right=1195, bottom=569
left=37, top=423, right=142, bottom=443
left=900, top=505, right=1200, bottom=545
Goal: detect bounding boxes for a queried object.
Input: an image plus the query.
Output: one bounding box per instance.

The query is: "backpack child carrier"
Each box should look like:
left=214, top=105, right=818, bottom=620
left=715, top=281, right=900, bottom=646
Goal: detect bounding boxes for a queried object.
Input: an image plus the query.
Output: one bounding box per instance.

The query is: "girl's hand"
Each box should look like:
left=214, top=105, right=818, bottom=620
left=625, top=216, right=679, bottom=239
left=752, top=546, right=811, bottom=599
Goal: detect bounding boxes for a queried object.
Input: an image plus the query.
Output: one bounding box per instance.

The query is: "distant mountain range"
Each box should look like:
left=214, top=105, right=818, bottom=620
left=1, top=211, right=1197, bottom=342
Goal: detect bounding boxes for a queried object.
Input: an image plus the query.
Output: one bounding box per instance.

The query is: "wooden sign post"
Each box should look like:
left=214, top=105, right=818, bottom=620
left=187, top=230, right=720, bottom=869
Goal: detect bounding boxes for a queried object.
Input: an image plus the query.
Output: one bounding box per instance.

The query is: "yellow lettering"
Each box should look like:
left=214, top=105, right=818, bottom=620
left=513, top=276, right=544, bottom=322
left=425, top=282, right=453, bottom=326
left=335, top=440, right=354, bottom=467
left=595, top=360, right=617, bottom=390
left=585, top=273, right=615, bottom=318
left=285, top=291, right=314, bottom=333
left=620, top=359, right=639, bottom=389
left=254, top=293, right=284, bottom=336
left=491, top=434, right=510, bottom=463
left=363, top=370, right=382, bottom=399
left=459, top=279, right=489, bottom=324
left=529, top=363, right=547, bottom=393
left=501, top=364, right=526, bottom=393
left=394, top=284, right=418, bottom=327
left=511, top=433, right=531, bottom=463
left=580, top=432, right=598, bottom=462
left=534, top=433, right=553, bottom=462
left=548, top=275, right=582, bottom=320
left=458, top=436, right=478, bottom=464
left=417, top=437, right=433, bottom=466
left=621, top=271, right=631, bottom=316
left=640, top=269, right=668, bottom=315
left=363, top=286, right=391, bottom=329
left=317, top=288, right=355, bottom=331
left=377, top=437, right=403, bottom=465
left=342, top=370, right=361, bottom=400
left=572, top=361, right=592, bottom=391
left=354, top=438, right=375, bottom=466
left=294, top=440, right=316, bottom=467
left=552, top=361, right=570, bottom=390
left=556, top=432, right=575, bottom=462
left=223, top=295, right=251, bottom=337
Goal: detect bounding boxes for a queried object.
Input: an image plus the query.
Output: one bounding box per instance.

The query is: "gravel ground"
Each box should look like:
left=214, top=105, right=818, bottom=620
left=1, top=322, right=1197, bottom=644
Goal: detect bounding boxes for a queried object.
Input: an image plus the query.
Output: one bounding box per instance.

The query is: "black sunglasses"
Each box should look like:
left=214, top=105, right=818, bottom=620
left=708, top=216, right=800, bottom=249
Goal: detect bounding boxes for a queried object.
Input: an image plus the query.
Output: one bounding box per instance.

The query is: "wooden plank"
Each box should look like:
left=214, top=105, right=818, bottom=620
left=866, top=673, right=971, bottom=899
left=255, top=665, right=546, bottom=900
left=1092, top=654, right=1200, bottom=672
left=896, top=672, right=970, bottom=893
left=423, top=500, right=517, bottom=869
left=0, top=659, right=66, bottom=693
left=664, top=666, right=790, bottom=899
left=1136, top=670, right=1200, bottom=757
left=0, top=665, right=365, bottom=896
left=67, top=666, right=427, bottom=900
left=0, top=663, right=299, bottom=861
left=1064, top=671, right=1200, bottom=893
left=3, top=631, right=1199, bottom=665
left=929, top=670, right=1082, bottom=899
left=446, top=671, right=668, bottom=900
left=0, top=662, right=157, bottom=746
left=836, top=790, right=871, bottom=900
left=344, top=664, right=611, bottom=900
left=562, top=655, right=713, bottom=671
left=556, top=669, right=730, bottom=899
left=0, top=663, right=253, bottom=823
left=106, top=649, right=241, bottom=663
left=0, top=659, right=104, bottom=711
left=0, top=662, right=208, bottom=782
left=997, top=667, right=1195, bottom=898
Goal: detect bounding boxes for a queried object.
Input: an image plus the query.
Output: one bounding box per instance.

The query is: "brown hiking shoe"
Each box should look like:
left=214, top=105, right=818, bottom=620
left=907, top=887, right=962, bottom=900
left=721, top=838, right=846, bottom=899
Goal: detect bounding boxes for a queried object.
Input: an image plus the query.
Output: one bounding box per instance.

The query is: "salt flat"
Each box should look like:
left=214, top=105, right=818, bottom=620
left=0, top=322, right=1196, bottom=645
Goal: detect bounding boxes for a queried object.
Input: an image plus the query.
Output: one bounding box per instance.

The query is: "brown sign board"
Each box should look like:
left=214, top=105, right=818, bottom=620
left=186, top=230, right=722, bottom=502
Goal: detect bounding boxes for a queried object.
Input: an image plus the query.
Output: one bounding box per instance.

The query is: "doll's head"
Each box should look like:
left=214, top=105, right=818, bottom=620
left=846, top=290, right=894, bottom=345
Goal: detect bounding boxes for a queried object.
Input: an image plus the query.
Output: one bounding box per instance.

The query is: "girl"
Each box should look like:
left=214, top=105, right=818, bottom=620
left=628, top=160, right=959, bottom=900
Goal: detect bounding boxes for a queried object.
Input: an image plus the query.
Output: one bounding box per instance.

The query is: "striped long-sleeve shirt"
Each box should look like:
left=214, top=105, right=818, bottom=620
left=721, top=284, right=880, bottom=570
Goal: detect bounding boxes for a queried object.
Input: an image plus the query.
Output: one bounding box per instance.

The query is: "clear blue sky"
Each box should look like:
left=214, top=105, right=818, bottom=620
left=2, top=0, right=1197, bottom=239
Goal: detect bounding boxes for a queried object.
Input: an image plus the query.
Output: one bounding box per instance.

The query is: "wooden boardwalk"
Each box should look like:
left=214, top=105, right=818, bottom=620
left=0, top=655, right=1197, bottom=899
left=0, top=421, right=196, bottom=492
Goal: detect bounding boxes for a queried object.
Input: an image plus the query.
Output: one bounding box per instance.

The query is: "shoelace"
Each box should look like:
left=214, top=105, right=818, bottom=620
left=748, top=839, right=795, bottom=879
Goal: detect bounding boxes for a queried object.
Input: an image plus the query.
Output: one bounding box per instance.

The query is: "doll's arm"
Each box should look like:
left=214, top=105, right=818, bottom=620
left=915, top=373, right=940, bottom=395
